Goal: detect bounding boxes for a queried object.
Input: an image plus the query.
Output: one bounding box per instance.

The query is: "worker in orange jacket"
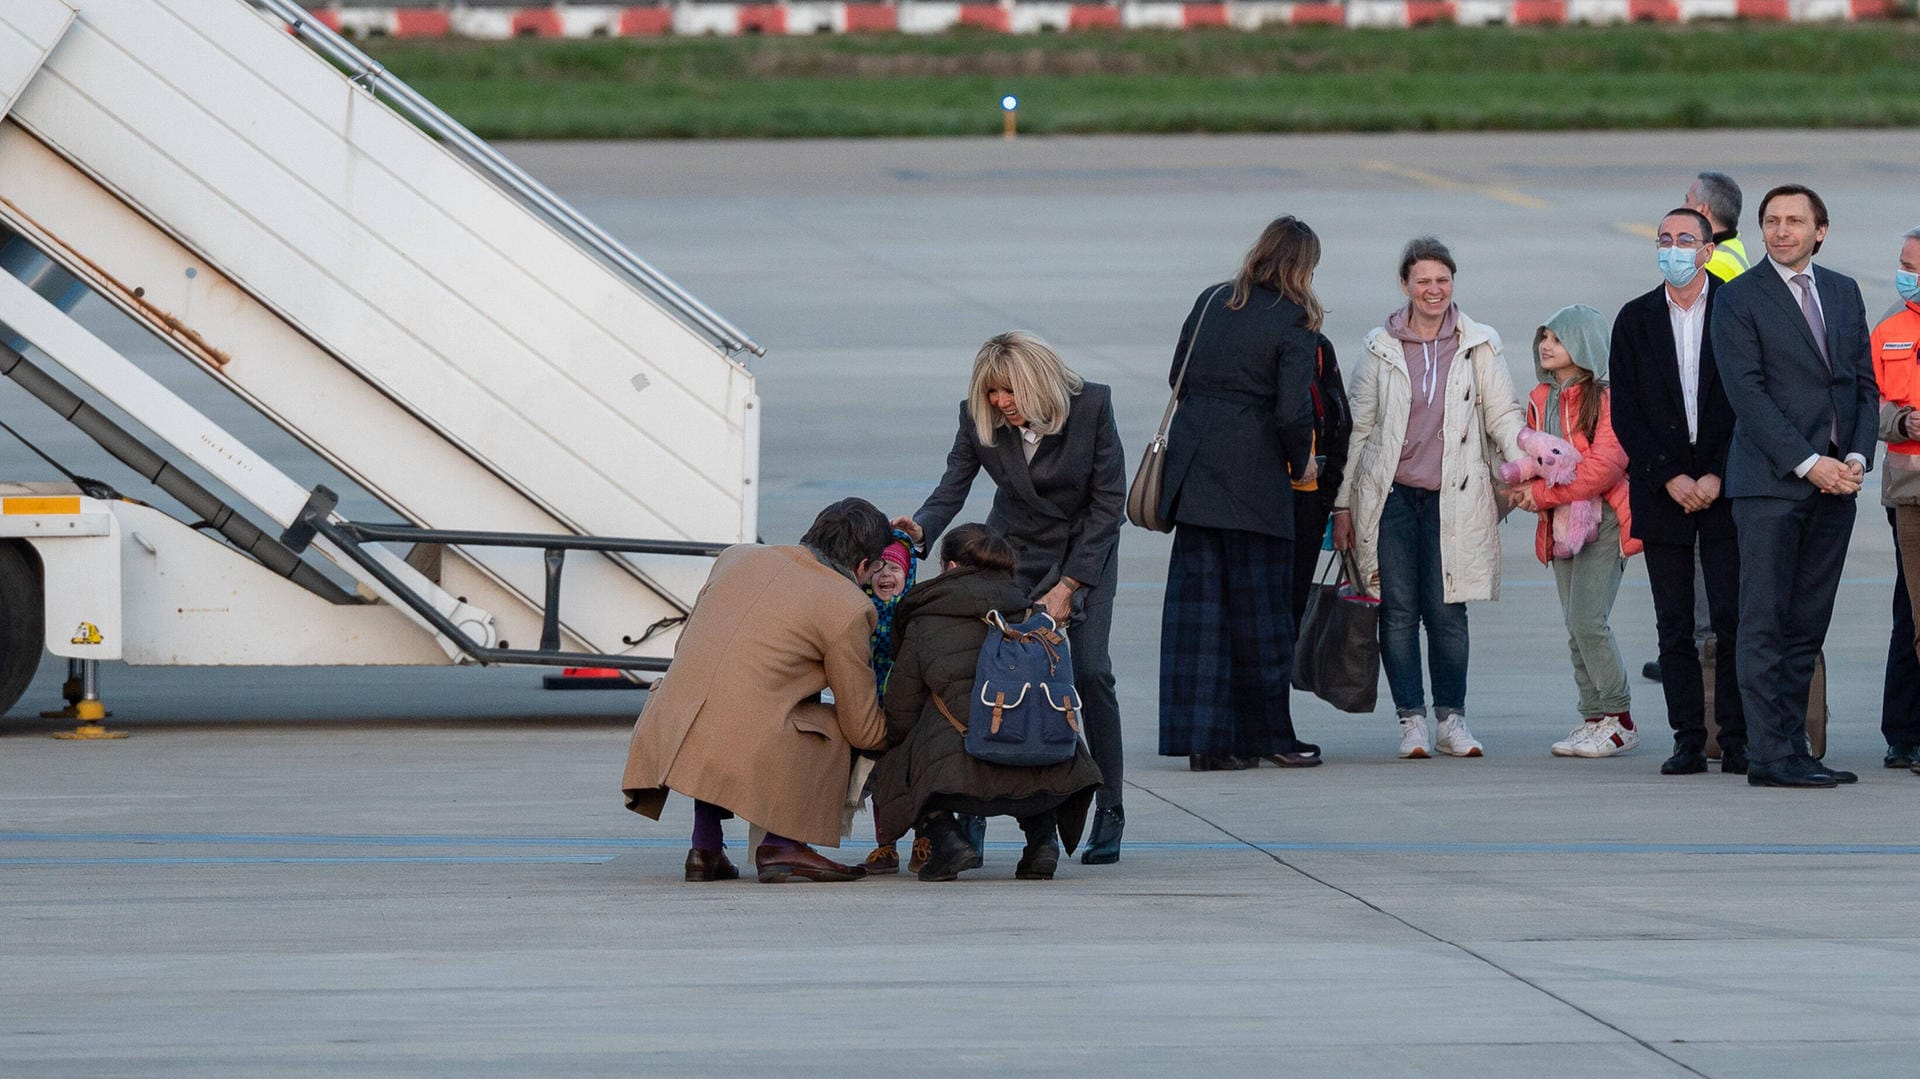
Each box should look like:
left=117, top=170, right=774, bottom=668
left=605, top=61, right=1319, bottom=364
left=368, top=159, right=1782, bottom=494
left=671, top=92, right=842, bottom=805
left=1871, top=225, right=1920, bottom=771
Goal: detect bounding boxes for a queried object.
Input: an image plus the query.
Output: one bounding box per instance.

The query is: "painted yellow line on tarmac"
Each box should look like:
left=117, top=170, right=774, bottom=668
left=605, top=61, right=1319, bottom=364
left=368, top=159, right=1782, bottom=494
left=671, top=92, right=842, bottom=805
left=1615, top=222, right=1658, bottom=239
left=1362, top=161, right=1550, bottom=210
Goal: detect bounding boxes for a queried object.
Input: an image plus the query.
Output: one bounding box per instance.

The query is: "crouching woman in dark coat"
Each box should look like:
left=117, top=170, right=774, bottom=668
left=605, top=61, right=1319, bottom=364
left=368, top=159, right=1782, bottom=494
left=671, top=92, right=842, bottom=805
left=871, top=524, right=1104, bottom=882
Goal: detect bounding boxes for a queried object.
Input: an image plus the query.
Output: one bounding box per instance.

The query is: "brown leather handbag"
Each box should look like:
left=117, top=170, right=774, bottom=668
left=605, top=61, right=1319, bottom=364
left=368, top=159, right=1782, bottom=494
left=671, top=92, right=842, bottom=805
left=1127, top=284, right=1225, bottom=532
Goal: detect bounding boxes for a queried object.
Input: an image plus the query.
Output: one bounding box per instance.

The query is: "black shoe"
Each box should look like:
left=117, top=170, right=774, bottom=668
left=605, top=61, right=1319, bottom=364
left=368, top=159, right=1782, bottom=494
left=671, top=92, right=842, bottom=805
left=1719, top=746, right=1748, bottom=776
left=1266, top=741, right=1324, bottom=767
left=1884, top=743, right=1919, bottom=769
left=1081, top=805, right=1124, bottom=865
left=916, top=813, right=980, bottom=882
left=1015, top=813, right=1061, bottom=880
left=1802, top=755, right=1857, bottom=785
left=1188, top=754, right=1249, bottom=771
left=1660, top=748, right=1708, bottom=775
left=1747, top=755, right=1838, bottom=788
left=1641, top=659, right=1663, bottom=683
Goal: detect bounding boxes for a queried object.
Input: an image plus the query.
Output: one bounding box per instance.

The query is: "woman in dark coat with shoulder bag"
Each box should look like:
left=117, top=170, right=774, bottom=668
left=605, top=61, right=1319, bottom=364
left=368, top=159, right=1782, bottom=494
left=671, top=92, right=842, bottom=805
left=895, top=331, right=1127, bottom=864
left=870, top=525, right=1104, bottom=881
left=1156, top=215, right=1324, bottom=771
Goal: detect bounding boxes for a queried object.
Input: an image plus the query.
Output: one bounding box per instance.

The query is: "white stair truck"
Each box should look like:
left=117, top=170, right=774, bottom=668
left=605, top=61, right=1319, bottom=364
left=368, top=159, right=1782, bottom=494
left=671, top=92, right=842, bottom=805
left=0, top=0, right=761, bottom=730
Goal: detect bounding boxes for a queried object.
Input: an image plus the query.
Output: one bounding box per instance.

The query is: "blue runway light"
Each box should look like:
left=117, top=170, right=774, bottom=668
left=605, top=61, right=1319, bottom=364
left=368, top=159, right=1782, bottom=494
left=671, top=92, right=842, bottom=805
left=1001, top=95, right=1018, bottom=112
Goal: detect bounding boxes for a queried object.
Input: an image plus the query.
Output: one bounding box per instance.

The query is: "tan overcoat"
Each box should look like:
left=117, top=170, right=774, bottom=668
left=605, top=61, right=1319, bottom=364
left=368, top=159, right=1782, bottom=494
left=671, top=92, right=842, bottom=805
left=621, top=545, right=887, bottom=846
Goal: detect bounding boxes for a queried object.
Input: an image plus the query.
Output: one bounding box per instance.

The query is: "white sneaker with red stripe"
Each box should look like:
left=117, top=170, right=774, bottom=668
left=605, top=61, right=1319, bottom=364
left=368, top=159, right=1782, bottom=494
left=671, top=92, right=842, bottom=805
left=1572, top=713, right=1640, bottom=758
left=1552, top=720, right=1602, bottom=757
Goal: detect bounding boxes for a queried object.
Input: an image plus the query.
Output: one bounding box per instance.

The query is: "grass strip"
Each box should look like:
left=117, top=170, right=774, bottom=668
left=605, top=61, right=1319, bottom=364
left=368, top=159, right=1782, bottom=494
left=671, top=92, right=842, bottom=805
left=362, top=25, right=1920, bottom=139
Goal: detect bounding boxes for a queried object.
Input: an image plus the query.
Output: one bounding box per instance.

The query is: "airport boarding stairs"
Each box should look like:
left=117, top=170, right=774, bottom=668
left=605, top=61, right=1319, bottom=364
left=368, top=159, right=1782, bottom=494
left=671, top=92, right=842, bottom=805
left=0, top=0, right=759, bottom=714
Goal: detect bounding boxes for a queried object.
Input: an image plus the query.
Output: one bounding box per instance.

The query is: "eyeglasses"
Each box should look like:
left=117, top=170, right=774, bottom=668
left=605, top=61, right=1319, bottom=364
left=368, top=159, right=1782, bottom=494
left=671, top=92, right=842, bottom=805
left=1655, top=234, right=1705, bottom=250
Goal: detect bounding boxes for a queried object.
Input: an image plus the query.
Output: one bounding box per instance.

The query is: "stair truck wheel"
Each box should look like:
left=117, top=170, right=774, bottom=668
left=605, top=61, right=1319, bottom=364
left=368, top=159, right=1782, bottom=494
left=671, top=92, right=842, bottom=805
left=0, top=541, right=44, bottom=717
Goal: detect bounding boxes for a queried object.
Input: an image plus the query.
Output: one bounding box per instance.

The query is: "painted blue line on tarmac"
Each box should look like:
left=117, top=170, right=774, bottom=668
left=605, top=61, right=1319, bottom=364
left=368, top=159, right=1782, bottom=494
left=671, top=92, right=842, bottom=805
left=0, top=831, right=679, bottom=848
left=2, top=833, right=1918, bottom=856
left=1256, top=841, right=1920, bottom=855
left=0, top=855, right=618, bottom=866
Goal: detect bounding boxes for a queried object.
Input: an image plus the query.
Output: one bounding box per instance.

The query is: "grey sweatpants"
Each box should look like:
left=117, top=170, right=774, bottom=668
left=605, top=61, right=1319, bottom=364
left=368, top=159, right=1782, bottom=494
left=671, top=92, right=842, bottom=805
left=1552, top=505, right=1631, bottom=717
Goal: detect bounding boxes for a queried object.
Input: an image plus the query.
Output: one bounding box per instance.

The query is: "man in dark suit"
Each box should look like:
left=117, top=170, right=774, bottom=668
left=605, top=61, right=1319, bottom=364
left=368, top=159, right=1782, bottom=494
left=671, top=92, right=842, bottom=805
left=1610, top=208, right=1745, bottom=777
left=1711, top=184, right=1879, bottom=788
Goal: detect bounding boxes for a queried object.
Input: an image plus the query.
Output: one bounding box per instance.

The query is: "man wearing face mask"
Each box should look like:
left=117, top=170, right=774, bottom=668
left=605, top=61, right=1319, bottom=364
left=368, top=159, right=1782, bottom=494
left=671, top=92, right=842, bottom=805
left=1609, top=208, right=1745, bottom=776
left=1870, top=225, right=1920, bottom=773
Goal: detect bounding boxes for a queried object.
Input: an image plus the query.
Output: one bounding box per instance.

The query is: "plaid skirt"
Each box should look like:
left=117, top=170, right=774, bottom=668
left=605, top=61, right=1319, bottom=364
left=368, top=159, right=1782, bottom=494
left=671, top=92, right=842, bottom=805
left=1157, top=524, right=1299, bottom=757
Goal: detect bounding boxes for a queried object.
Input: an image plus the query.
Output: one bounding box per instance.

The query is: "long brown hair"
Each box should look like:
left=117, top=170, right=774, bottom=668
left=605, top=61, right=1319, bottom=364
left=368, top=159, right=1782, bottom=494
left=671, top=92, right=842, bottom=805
left=1570, top=369, right=1603, bottom=444
left=1228, top=215, right=1324, bottom=331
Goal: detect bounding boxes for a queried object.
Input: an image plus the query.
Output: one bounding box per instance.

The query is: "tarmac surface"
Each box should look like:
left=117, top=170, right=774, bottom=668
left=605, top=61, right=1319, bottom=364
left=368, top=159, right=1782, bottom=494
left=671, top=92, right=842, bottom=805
left=5, top=131, right=1920, bottom=1077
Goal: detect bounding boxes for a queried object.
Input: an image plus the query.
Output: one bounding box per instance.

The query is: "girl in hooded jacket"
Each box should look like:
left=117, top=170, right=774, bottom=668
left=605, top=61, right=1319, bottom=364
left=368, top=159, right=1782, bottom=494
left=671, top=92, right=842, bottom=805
left=1509, top=304, right=1644, bottom=759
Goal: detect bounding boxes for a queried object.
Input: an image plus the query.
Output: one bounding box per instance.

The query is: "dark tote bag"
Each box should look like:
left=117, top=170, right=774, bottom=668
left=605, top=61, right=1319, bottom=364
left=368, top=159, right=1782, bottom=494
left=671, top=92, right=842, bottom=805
left=1291, top=551, right=1381, bottom=714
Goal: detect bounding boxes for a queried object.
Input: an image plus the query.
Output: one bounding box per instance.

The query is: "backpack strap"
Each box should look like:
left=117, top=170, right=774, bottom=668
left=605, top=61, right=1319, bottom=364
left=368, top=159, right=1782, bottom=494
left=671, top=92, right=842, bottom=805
left=931, top=693, right=968, bottom=736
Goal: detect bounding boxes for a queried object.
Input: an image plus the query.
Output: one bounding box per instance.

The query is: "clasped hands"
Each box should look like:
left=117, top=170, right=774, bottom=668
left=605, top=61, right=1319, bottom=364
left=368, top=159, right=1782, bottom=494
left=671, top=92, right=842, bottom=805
left=1805, top=456, right=1863, bottom=496
left=1663, top=473, right=1723, bottom=513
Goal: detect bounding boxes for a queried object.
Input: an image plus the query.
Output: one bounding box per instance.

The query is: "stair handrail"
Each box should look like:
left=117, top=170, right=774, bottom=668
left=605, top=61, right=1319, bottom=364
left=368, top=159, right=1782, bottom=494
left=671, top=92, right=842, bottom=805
left=251, top=0, right=766, bottom=360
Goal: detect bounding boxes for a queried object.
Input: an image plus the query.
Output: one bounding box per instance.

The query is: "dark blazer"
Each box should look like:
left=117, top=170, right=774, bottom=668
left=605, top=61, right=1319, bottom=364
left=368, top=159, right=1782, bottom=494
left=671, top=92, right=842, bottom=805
left=1608, top=278, right=1736, bottom=544
left=913, top=381, right=1126, bottom=597
left=1712, top=260, right=1879, bottom=501
left=1158, top=283, right=1316, bottom=537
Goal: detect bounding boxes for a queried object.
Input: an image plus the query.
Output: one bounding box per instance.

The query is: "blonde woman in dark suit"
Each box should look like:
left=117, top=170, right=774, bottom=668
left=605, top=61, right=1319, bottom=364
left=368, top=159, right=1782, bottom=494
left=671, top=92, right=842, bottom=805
left=894, top=333, right=1128, bottom=863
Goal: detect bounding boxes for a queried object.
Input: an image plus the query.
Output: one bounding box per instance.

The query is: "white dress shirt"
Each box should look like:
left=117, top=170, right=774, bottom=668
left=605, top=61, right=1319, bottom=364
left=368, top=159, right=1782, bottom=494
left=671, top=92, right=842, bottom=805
left=1020, top=424, right=1042, bottom=462
left=1666, top=285, right=1708, bottom=444
left=1766, top=257, right=1864, bottom=478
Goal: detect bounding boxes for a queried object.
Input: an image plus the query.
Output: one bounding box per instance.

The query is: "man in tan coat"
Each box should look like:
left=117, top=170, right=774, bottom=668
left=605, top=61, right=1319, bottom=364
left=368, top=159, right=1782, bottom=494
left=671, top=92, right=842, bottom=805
left=622, top=498, right=892, bottom=883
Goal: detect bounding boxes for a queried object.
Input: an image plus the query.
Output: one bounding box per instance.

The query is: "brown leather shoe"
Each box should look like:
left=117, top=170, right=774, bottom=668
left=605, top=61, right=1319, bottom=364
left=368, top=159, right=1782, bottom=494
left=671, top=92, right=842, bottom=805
left=684, top=848, right=740, bottom=882
left=755, top=842, right=868, bottom=883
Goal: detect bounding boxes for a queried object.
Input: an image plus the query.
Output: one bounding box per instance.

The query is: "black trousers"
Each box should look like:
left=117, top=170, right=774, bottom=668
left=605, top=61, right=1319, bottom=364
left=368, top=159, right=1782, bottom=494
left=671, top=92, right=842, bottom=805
left=1732, top=493, right=1855, bottom=766
left=1884, top=508, right=1920, bottom=746
left=1066, top=580, right=1122, bottom=810
left=1644, top=534, right=1743, bottom=753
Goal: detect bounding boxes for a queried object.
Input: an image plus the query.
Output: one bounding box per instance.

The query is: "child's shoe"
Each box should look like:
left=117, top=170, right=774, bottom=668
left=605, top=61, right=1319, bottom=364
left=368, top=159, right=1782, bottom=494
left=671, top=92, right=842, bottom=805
left=1398, top=714, right=1433, bottom=759
left=1552, top=719, right=1602, bottom=757
left=907, top=834, right=932, bottom=874
left=1573, top=713, right=1639, bottom=758
left=1435, top=712, right=1484, bottom=757
left=862, top=843, right=900, bottom=875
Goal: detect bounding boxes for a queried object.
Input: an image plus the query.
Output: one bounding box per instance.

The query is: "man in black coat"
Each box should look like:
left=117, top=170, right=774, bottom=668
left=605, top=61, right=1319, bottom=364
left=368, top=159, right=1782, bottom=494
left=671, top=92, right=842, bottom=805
left=1610, top=208, right=1744, bottom=777
left=1711, top=185, right=1879, bottom=788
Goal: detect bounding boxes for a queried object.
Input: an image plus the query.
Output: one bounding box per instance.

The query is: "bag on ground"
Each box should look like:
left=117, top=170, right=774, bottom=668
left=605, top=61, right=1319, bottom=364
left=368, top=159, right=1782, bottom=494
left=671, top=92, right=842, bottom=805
left=1292, top=552, right=1381, bottom=714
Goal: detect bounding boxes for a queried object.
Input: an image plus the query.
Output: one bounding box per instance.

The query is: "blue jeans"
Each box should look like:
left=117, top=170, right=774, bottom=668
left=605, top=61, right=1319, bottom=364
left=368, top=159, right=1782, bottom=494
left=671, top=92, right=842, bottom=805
left=1376, top=484, right=1469, bottom=716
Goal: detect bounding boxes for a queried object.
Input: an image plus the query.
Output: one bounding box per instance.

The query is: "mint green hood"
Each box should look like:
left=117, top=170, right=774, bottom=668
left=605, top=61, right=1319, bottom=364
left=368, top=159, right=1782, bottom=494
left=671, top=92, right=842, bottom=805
left=1533, top=303, right=1611, bottom=386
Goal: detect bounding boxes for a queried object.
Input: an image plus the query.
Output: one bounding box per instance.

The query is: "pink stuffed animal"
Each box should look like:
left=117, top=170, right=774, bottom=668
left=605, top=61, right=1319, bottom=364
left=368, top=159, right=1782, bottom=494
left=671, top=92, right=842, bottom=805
left=1498, top=428, right=1602, bottom=559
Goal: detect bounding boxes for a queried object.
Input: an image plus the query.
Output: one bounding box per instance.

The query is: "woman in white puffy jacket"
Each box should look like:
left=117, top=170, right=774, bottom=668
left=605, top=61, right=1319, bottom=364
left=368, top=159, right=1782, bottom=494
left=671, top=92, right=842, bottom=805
left=1331, top=237, right=1527, bottom=760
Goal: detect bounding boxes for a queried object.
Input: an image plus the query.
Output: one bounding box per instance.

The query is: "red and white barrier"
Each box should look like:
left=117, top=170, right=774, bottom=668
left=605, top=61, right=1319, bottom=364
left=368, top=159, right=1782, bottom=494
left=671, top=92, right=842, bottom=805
left=304, top=0, right=1901, bottom=38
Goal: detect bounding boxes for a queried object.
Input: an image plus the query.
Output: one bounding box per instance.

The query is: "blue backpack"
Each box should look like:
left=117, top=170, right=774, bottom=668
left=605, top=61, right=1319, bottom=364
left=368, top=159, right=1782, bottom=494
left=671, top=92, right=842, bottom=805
left=935, top=609, right=1083, bottom=767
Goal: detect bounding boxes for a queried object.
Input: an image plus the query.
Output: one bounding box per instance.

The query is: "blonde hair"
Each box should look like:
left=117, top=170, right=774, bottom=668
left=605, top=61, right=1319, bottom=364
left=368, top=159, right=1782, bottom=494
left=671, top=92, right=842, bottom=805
left=967, top=331, right=1084, bottom=445
left=1229, top=215, right=1325, bottom=331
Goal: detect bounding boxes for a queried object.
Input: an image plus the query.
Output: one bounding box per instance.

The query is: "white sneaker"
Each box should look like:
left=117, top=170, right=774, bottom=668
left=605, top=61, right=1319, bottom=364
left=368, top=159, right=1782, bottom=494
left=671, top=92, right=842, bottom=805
left=1552, top=720, right=1601, bottom=757
left=1435, top=713, right=1484, bottom=757
left=1572, top=714, right=1640, bottom=758
left=1398, top=715, right=1433, bottom=759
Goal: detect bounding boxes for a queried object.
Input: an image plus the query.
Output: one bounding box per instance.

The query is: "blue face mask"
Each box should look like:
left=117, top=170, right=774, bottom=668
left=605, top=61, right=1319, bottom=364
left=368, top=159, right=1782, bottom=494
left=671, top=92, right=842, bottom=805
left=1897, top=269, right=1920, bottom=304
left=1657, top=246, right=1701, bottom=288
